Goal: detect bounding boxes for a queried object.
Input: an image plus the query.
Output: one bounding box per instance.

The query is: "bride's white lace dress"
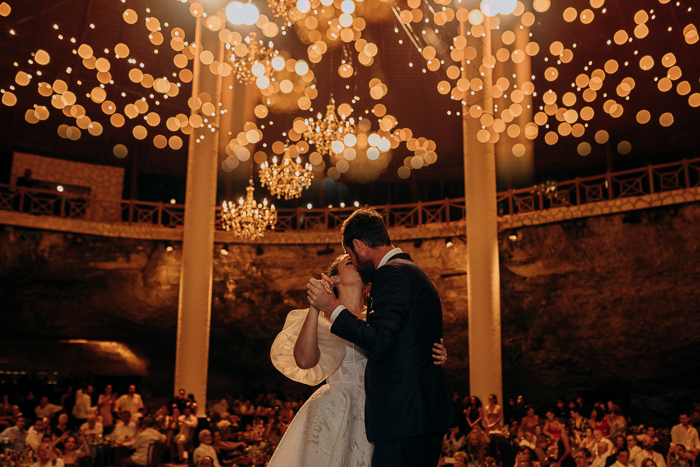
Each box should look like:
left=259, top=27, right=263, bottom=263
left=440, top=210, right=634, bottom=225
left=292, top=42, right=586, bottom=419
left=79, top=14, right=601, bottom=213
left=268, top=308, right=372, bottom=467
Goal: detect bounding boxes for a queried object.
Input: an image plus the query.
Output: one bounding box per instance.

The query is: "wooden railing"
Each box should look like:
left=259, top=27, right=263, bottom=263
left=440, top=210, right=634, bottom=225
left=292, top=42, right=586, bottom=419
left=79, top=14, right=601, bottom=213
left=2, top=158, right=700, bottom=231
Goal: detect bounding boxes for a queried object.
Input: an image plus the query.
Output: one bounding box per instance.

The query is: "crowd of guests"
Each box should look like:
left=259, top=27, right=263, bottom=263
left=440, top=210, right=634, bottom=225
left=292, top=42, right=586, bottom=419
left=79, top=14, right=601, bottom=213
left=2, top=378, right=700, bottom=467
left=0, top=379, right=309, bottom=467
left=438, top=394, right=700, bottom=467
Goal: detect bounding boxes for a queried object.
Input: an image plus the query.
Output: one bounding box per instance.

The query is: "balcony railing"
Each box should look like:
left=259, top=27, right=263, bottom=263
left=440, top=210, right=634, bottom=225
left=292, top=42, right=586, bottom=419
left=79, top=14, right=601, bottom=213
left=1, top=158, right=699, bottom=232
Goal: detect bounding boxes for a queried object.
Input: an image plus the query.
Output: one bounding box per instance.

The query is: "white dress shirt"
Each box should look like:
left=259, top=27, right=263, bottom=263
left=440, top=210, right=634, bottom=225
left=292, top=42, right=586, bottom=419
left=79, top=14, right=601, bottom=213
left=125, top=428, right=166, bottom=466
left=671, top=424, right=700, bottom=450
left=30, top=459, right=64, bottom=467
left=72, top=391, right=92, bottom=420
left=330, top=247, right=403, bottom=323
left=115, top=394, right=144, bottom=419
left=635, top=450, right=666, bottom=467
left=193, top=444, right=221, bottom=467
left=110, top=420, right=137, bottom=442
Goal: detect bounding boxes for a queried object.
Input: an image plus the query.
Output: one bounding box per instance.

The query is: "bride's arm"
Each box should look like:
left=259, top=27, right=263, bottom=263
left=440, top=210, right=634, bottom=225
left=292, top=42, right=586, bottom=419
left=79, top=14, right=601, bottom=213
left=293, top=306, right=322, bottom=369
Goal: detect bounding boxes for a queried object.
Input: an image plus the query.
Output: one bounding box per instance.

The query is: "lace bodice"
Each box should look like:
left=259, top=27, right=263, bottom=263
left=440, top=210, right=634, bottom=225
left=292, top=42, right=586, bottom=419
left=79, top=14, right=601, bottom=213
left=270, top=308, right=367, bottom=387
left=327, top=341, right=367, bottom=386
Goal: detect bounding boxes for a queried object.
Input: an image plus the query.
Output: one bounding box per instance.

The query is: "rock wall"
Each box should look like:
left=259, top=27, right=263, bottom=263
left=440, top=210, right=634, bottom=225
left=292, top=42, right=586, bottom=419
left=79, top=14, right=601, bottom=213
left=1, top=202, right=699, bottom=424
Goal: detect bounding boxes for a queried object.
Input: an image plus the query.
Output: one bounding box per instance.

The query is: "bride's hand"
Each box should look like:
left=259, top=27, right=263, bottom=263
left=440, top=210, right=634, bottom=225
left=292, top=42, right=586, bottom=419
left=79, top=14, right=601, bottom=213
left=432, top=338, right=448, bottom=365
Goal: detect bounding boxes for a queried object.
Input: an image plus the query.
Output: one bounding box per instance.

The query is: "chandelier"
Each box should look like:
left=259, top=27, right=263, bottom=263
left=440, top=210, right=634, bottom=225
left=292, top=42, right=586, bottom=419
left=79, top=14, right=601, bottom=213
left=259, top=147, right=314, bottom=200
left=221, top=179, right=277, bottom=239
left=268, top=0, right=319, bottom=24
left=228, top=32, right=278, bottom=85
left=303, top=98, right=356, bottom=156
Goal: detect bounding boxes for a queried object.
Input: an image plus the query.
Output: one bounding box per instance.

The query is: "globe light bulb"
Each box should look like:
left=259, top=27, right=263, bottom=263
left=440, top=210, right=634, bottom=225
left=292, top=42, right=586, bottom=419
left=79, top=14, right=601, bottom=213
left=256, top=75, right=270, bottom=89
left=497, top=0, right=517, bottom=14
left=251, top=62, right=265, bottom=77
left=296, top=0, right=311, bottom=13
left=241, top=3, right=260, bottom=25
left=341, top=0, right=355, bottom=14
left=294, top=61, right=309, bottom=76
left=225, top=2, right=245, bottom=25
left=271, top=56, right=285, bottom=71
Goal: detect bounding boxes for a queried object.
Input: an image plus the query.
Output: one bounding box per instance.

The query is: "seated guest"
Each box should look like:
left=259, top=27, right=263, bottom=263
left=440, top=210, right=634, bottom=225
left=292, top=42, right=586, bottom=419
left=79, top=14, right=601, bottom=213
left=591, top=409, right=609, bottom=438
left=592, top=440, right=614, bottom=467
left=635, top=439, right=667, bottom=467
left=516, top=446, right=542, bottom=467
left=672, top=414, right=700, bottom=457
left=574, top=448, right=593, bottom=467
left=27, top=418, right=47, bottom=452
left=52, top=414, right=70, bottom=440
left=520, top=430, right=537, bottom=450
left=79, top=415, right=103, bottom=438
left=628, top=435, right=643, bottom=463
left=123, top=417, right=165, bottom=466
left=667, top=444, right=695, bottom=467
left=30, top=442, right=64, bottom=467
left=60, top=435, right=90, bottom=467
left=211, top=431, right=246, bottom=467
left=0, top=416, right=28, bottom=452
left=640, top=428, right=662, bottom=454
left=607, top=406, right=627, bottom=441
left=35, top=398, right=63, bottom=421
left=534, top=435, right=551, bottom=464
left=612, top=449, right=632, bottom=467
left=594, top=430, right=614, bottom=454
left=522, top=406, right=540, bottom=434
left=193, top=430, right=221, bottom=467
left=443, top=426, right=467, bottom=457
left=544, top=411, right=562, bottom=442
left=570, top=408, right=590, bottom=445
left=110, top=411, right=137, bottom=444
left=198, top=457, right=214, bottom=467
left=175, top=405, right=198, bottom=461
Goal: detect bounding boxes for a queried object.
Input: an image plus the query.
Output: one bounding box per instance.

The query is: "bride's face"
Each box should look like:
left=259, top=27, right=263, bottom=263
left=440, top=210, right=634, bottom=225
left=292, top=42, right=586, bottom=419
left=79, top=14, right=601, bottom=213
left=334, top=255, right=364, bottom=289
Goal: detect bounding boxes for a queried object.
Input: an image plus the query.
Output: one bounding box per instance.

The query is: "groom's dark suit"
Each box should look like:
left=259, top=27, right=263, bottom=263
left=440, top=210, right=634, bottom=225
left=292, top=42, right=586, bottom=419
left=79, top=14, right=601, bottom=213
left=331, top=251, right=457, bottom=466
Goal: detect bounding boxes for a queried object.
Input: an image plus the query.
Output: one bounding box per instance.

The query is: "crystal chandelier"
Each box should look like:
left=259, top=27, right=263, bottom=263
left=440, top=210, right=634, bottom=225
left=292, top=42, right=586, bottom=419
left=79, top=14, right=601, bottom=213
left=228, top=32, right=278, bottom=85
left=268, top=0, right=319, bottom=24
left=303, top=98, right=356, bottom=156
left=259, top=147, right=314, bottom=200
left=221, top=179, right=277, bottom=239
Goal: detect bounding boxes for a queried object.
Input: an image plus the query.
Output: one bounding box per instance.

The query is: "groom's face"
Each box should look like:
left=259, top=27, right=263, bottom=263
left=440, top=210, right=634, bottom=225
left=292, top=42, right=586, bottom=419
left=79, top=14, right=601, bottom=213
left=343, top=241, right=375, bottom=284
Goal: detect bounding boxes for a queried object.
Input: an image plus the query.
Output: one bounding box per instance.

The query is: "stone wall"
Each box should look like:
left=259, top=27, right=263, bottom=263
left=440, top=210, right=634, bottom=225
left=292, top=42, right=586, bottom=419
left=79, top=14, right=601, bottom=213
left=1, top=202, right=699, bottom=425
left=11, top=153, right=124, bottom=221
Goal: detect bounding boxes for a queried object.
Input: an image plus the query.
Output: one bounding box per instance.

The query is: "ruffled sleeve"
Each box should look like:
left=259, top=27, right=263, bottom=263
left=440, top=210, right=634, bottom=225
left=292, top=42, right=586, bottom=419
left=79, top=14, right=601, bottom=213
left=270, top=309, right=346, bottom=386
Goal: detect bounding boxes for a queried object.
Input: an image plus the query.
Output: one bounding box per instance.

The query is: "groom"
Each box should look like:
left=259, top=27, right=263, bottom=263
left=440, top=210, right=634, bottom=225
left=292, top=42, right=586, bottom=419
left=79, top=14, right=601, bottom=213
left=308, top=207, right=457, bottom=467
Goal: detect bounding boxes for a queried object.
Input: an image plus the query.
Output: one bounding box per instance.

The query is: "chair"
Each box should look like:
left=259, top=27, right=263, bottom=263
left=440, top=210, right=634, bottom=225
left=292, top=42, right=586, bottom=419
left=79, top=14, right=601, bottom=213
left=147, top=441, right=167, bottom=467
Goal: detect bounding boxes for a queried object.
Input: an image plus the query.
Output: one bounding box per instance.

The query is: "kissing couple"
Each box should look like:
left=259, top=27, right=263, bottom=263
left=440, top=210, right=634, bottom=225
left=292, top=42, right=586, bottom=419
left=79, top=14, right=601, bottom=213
left=269, top=207, right=458, bottom=467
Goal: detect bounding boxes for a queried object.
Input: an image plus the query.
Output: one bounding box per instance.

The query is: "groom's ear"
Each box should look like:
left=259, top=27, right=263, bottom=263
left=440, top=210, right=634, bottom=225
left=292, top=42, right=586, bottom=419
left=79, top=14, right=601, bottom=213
left=352, top=238, right=367, bottom=253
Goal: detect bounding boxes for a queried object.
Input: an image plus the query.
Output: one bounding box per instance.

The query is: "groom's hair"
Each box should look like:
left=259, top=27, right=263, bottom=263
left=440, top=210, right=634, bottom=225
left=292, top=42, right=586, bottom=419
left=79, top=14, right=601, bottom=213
left=341, top=207, right=391, bottom=250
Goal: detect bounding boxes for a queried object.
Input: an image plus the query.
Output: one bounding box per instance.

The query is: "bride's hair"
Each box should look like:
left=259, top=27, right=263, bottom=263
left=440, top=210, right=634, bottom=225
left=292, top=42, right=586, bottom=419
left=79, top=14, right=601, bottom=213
left=325, top=255, right=345, bottom=297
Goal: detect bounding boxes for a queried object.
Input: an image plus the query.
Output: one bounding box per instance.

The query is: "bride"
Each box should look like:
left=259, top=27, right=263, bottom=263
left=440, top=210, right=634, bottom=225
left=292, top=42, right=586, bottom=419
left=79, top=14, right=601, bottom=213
left=268, top=254, right=448, bottom=467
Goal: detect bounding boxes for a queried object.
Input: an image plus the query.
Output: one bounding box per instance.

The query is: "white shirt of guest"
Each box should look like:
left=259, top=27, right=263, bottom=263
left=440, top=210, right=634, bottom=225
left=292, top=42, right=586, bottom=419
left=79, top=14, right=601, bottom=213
left=30, top=459, right=65, bottom=467
left=178, top=414, right=198, bottom=438
left=671, top=424, right=700, bottom=450
left=612, top=461, right=631, bottom=467
left=110, top=420, right=137, bottom=442
left=330, top=247, right=403, bottom=323
left=635, top=450, right=666, bottom=467
left=80, top=422, right=103, bottom=437
left=193, top=444, right=221, bottom=467
left=115, top=394, right=144, bottom=418
left=72, top=391, right=92, bottom=420
left=125, top=428, right=166, bottom=466
left=25, top=427, right=44, bottom=452
left=629, top=446, right=643, bottom=463
left=35, top=404, right=62, bottom=419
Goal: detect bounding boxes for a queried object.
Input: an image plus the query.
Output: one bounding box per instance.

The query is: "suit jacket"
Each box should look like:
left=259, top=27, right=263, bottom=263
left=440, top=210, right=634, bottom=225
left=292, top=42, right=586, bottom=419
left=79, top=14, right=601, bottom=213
left=331, top=252, right=458, bottom=442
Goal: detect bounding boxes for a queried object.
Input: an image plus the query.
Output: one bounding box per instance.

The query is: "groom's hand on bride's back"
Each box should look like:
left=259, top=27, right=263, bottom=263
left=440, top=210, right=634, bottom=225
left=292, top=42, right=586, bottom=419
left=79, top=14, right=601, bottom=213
left=307, top=278, right=340, bottom=313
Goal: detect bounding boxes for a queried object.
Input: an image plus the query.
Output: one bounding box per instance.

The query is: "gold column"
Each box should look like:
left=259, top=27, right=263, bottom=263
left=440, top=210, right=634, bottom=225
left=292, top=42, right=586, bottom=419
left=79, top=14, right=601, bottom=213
left=462, top=16, right=503, bottom=405
left=174, top=17, right=222, bottom=417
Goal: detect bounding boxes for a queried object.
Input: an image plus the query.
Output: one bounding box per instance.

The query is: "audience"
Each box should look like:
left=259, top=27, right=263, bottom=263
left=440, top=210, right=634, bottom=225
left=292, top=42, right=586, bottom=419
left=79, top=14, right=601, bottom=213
left=4, top=377, right=700, bottom=467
